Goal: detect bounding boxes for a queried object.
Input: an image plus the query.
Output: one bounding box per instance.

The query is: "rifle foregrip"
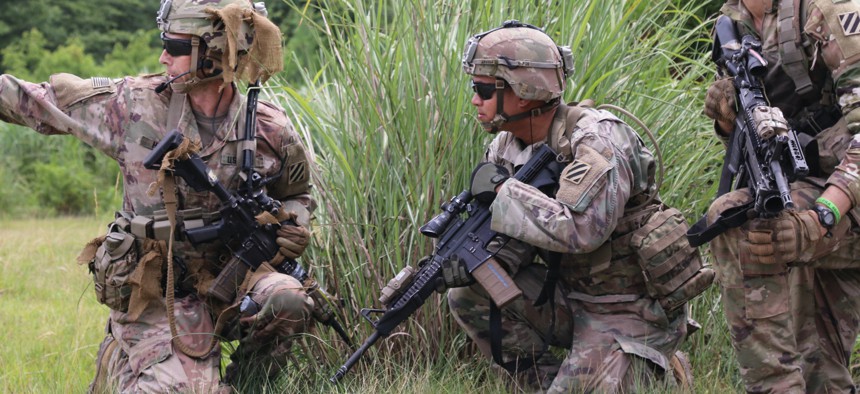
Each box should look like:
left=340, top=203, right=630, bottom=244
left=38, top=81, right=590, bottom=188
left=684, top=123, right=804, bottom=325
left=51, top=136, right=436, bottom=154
left=472, top=258, right=522, bottom=308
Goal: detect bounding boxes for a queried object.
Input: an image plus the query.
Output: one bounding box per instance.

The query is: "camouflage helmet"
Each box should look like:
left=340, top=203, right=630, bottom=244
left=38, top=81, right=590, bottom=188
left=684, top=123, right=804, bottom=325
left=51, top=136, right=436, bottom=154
left=462, top=20, right=573, bottom=101
left=156, top=0, right=283, bottom=90
left=156, top=0, right=263, bottom=54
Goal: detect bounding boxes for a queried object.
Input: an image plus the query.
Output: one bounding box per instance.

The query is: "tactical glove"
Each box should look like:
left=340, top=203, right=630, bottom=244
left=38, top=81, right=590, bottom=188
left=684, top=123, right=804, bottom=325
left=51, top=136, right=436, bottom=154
left=470, top=162, right=510, bottom=203
left=239, top=290, right=309, bottom=341
left=436, top=256, right=475, bottom=293
left=703, top=77, right=736, bottom=132
left=745, top=209, right=822, bottom=265
left=274, top=212, right=311, bottom=261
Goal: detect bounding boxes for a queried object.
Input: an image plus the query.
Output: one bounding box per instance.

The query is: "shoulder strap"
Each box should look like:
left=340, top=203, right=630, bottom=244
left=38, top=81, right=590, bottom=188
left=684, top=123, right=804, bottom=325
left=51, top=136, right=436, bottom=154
left=565, top=99, right=594, bottom=132
left=547, top=100, right=594, bottom=160
left=778, top=0, right=815, bottom=98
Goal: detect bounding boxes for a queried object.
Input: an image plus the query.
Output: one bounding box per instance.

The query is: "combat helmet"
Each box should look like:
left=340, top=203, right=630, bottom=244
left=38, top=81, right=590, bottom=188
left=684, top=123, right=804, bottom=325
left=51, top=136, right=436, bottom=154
left=462, top=20, right=573, bottom=132
left=156, top=0, right=283, bottom=92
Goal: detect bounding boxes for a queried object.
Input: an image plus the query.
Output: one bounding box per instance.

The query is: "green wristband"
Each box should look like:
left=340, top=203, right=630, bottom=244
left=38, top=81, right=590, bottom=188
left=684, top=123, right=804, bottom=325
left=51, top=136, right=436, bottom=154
left=815, top=197, right=842, bottom=224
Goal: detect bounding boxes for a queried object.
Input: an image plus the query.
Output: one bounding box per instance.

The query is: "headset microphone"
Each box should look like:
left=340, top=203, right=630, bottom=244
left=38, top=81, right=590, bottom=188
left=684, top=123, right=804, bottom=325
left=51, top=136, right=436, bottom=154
left=155, top=70, right=192, bottom=94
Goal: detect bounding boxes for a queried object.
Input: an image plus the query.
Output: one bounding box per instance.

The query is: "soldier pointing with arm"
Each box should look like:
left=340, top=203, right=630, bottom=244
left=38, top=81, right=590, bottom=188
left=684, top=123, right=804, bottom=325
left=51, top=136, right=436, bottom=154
left=0, top=0, right=319, bottom=392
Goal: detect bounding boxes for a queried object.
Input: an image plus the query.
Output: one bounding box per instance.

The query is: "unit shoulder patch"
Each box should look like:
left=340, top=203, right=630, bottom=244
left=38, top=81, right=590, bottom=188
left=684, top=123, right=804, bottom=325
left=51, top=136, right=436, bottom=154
left=564, top=160, right=592, bottom=185
left=556, top=144, right=613, bottom=211
left=839, top=11, right=860, bottom=36
left=288, top=161, right=307, bottom=184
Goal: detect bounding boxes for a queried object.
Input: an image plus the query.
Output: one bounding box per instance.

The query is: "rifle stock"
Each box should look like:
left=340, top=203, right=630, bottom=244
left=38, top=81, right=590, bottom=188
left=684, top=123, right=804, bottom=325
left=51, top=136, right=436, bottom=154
left=330, top=144, right=559, bottom=383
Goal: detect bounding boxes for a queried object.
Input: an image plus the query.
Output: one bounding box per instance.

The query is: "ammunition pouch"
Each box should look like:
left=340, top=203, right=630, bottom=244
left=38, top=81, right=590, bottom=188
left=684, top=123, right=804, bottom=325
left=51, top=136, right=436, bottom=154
left=129, top=208, right=219, bottom=241
left=89, top=214, right=139, bottom=313
left=630, top=207, right=714, bottom=312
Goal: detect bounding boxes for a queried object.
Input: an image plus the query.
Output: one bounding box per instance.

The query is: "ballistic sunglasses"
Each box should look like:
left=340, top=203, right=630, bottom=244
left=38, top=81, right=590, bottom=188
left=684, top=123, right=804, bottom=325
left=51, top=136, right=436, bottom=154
left=161, top=32, right=193, bottom=57
left=471, top=80, right=505, bottom=100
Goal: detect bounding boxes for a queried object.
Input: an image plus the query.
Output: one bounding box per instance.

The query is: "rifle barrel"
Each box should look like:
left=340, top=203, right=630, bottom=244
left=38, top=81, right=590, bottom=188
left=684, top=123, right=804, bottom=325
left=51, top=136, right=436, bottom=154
left=330, top=331, right=381, bottom=383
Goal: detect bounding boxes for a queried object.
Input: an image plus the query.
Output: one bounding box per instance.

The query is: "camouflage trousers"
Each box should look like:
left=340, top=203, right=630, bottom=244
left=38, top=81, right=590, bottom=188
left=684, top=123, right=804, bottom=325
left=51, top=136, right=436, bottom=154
left=88, top=271, right=313, bottom=393
left=448, top=263, right=687, bottom=393
left=708, top=180, right=860, bottom=393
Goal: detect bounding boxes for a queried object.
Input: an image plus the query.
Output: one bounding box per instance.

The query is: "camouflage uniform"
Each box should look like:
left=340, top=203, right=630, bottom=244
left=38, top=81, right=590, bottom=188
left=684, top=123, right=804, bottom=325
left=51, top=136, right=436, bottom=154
left=707, top=0, right=860, bottom=392
left=449, top=103, right=689, bottom=393
left=0, top=70, right=315, bottom=392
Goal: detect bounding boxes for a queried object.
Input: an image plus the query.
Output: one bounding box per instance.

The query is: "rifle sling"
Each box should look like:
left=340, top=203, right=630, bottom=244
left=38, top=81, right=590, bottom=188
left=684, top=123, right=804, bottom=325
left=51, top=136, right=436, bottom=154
left=531, top=101, right=590, bottom=309
left=161, top=92, right=220, bottom=359
left=685, top=124, right=753, bottom=248
left=533, top=251, right=561, bottom=307
left=490, top=299, right=552, bottom=374
left=686, top=201, right=755, bottom=247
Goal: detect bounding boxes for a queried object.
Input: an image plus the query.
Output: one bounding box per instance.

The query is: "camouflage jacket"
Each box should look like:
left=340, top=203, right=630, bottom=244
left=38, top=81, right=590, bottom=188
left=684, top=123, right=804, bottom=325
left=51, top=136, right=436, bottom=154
left=0, top=72, right=315, bottom=285
left=487, top=103, right=656, bottom=297
left=721, top=0, right=860, bottom=210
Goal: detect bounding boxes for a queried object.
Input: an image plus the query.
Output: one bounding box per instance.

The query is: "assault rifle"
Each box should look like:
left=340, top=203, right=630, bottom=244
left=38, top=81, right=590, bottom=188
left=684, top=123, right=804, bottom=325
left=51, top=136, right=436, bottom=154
left=143, top=129, right=353, bottom=349
left=330, top=144, right=560, bottom=383
left=686, top=15, right=809, bottom=247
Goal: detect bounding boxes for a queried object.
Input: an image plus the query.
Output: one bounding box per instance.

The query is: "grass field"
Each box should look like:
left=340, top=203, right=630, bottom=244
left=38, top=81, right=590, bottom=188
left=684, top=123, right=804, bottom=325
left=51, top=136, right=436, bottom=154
left=0, top=216, right=109, bottom=392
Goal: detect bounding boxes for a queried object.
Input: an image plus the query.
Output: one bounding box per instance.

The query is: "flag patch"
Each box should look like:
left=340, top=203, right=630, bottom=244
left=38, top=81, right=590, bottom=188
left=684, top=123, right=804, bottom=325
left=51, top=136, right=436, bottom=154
left=564, top=160, right=591, bottom=184
left=839, top=11, right=860, bottom=36
left=91, top=77, right=110, bottom=88
left=288, top=161, right=306, bottom=184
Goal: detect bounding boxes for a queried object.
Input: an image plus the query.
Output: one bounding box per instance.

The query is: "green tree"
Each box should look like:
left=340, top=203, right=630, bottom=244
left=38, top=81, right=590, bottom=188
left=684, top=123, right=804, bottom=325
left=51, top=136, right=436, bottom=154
left=1, top=29, right=50, bottom=81
left=0, top=0, right=155, bottom=67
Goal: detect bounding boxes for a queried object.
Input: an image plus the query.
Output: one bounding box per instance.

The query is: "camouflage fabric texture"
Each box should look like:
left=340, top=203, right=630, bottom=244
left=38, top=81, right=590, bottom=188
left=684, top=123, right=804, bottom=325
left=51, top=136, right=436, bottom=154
left=706, top=1, right=860, bottom=391
left=708, top=181, right=860, bottom=393
left=449, top=104, right=690, bottom=392
left=0, top=71, right=316, bottom=392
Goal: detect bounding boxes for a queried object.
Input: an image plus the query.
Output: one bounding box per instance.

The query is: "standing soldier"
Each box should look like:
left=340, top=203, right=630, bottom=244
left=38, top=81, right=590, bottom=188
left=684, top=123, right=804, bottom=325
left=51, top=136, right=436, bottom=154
left=0, top=0, right=317, bottom=392
left=443, top=21, right=711, bottom=392
left=702, top=0, right=860, bottom=392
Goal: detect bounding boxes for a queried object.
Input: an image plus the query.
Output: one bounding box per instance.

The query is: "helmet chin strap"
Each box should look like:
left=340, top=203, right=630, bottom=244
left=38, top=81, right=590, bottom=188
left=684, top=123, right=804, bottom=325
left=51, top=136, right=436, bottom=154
left=169, top=36, right=222, bottom=94
left=482, top=79, right=559, bottom=134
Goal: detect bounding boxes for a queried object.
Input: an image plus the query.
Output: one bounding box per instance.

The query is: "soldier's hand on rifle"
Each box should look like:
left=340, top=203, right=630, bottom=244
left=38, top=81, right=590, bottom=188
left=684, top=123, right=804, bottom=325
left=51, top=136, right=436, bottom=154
left=436, top=256, right=475, bottom=293
left=275, top=212, right=311, bottom=260
left=703, top=76, right=736, bottom=134
left=239, top=291, right=309, bottom=340
left=470, top=162, right=510, bottom=203
left=744, top=209, right=823, bottom=265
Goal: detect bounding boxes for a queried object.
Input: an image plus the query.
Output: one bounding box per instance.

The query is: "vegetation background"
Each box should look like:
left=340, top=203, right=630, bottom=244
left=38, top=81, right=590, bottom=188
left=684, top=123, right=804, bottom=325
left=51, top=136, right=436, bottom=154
left=0, top=0, right=822, bottom=393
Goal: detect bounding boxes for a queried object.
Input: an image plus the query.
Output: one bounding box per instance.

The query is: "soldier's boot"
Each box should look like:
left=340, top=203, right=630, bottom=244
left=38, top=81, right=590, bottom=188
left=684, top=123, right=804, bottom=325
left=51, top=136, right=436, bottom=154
left=670, top=350, right=694, bottom=393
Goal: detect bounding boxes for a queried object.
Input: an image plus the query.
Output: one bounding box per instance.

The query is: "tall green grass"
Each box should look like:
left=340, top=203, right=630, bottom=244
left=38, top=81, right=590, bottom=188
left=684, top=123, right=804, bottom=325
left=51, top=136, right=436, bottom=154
left=272, top=0, right=740, bottom=392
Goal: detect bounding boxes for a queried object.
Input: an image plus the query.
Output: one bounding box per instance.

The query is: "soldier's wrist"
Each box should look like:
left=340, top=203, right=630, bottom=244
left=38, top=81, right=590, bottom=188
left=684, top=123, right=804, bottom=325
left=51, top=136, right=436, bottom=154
left=815, top=197, right=842, bottom=225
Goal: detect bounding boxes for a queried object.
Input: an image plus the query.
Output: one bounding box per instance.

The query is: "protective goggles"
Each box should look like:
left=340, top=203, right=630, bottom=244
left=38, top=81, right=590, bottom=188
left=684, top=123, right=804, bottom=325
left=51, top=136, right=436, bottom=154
left=161, top=32, right=193, bottom=57
left=471, top=80, right=504, bottom=100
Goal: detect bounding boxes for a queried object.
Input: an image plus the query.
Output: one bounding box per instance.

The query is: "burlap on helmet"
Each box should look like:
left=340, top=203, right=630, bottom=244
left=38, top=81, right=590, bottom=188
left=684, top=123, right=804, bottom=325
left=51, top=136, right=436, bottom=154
left=205, top=3, right=283, bottom=87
